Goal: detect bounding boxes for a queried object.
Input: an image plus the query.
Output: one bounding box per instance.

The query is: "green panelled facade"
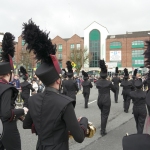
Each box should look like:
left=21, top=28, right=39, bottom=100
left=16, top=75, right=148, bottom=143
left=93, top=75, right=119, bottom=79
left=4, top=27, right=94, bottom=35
left=110, top=42, right=122, bottom=49
left=132, top=50, right=144, bottom=67
left=89, top=29, right=100, bottom=67
left=132, top=41, right=144, bottom=48
left=132, top=41, right=144, bottom=67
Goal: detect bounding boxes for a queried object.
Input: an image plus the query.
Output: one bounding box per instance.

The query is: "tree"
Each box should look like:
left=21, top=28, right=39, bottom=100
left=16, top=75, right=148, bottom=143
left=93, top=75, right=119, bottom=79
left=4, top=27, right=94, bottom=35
left=69, top=48, right=92, bottom=75
left=19, top=50, right=34, bottom=70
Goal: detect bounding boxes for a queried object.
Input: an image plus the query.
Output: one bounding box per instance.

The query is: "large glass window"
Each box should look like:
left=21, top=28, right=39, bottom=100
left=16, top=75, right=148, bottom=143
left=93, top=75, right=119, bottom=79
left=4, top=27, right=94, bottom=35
left=132, top=41, right=144, bottom=48
left=132, top=50, right=144, bottom=67
left=58, top=44, right=62, bottom=52
left=110, top=42, right=122, bottom=49
left=89, top=29, right=100, bottom=67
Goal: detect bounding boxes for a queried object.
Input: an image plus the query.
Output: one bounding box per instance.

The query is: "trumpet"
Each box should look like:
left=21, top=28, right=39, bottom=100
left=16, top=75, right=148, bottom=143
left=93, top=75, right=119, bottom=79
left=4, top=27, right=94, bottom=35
left=69, top=122, right=96, bottom=138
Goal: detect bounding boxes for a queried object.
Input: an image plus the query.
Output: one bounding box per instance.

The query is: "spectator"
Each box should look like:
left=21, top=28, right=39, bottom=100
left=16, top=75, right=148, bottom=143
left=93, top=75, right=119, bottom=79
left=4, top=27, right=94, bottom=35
left=32, top=80, right=38, bottom=93
left=12, top=75, right=20, bottom=89
left=37, top=81, right=45, bottom=93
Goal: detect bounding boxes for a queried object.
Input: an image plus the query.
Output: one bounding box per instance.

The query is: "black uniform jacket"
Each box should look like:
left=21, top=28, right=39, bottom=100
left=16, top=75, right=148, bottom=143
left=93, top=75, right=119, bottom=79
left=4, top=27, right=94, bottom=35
left=96, top=79, right=116, bottom=105
left=143, top=79, right=150, bottom=90
left=0, top=83, right=24, bottom=122
left=61, top=79, right=67, bottom=94
left=23, top=87, right=88, bottom=150
left=112, top=77, right=121, bottom=89
left=20, top=81, right=35, bottom=96
left=82, top=80, right=93, bottom=94
left=130, top=89, right=146, bottom=106
left=120, top=80, right=133, bottom=96
left=64, top=79, right=79, bottom=100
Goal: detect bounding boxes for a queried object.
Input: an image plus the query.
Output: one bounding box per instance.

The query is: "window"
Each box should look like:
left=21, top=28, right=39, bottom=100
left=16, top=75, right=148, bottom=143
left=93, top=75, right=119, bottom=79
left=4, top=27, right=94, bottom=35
left=132, top=41, right=144, bottom=48
left=22, top=40, right=25, bottom=46
left=70, top=44, right=74, bottom=49
left=59, top=61, right=62, bottom=68
left=132, top=50, right=144, bottom=67
left=58, top=53, right=62, bottom=59
left=76, top=44, right=80, bottom=49
left=58, top=44, right=62, bottom=52
left=110, top=42, right=122, bottom=49
left=89, top=29, right=100, bottom=67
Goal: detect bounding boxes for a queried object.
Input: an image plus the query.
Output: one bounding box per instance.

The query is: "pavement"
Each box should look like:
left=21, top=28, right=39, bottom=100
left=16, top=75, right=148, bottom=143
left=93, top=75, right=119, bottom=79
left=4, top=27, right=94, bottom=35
left=17, top=85, right=135, bottom=150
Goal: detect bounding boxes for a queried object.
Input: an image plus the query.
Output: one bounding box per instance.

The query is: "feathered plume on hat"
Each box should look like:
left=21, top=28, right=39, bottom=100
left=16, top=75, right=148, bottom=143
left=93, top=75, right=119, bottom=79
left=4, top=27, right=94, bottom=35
left=99, top=59, right=107, bottom=73
left=20, top=66, right=28, bottom=77
left=133, top=69, right=137, bottom=77
left=115, top=67, right=119, bottom=74
left=66, top=61, right=73, bottom=73
left=22, top=19, right=61, bottom=73
left=82, top=70, right=88, bottom=78
left=124, top=68, right=129, bottom=77
left=22, top=19, right=61, bottom=85
left=1, top=32, right=15, bottom=70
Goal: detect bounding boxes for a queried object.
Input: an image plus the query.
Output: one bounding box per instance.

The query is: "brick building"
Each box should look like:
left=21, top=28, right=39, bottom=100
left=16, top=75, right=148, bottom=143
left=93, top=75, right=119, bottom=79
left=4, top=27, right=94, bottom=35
left=106, top=31, right=150, bottom=72
left=52, top=34, right=84, bottom=68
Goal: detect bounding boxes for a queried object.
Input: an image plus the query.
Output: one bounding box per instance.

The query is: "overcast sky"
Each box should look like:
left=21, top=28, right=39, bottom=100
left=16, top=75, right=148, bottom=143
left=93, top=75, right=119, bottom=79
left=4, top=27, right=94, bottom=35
left=0, top=0, right=150, bottom=42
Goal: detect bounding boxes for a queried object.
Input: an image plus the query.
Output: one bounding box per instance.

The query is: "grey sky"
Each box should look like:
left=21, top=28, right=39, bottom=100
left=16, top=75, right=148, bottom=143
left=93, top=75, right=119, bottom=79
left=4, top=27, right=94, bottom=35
left=0, top=0, right=149, bottom=42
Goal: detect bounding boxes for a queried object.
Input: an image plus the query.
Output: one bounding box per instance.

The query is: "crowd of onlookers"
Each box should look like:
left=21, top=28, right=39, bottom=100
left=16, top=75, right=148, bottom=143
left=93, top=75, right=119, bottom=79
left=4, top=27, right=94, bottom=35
left=11, top=74, right=45, bottom=94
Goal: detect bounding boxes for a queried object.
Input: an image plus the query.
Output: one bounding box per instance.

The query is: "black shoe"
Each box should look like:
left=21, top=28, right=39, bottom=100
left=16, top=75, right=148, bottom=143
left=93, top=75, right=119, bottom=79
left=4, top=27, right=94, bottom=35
left=101, top=131, right=107, bottom=136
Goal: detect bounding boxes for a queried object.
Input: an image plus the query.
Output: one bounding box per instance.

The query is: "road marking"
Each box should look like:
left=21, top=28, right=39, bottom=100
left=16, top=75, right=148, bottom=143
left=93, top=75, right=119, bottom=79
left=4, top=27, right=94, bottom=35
left=88, top=100, right=97, bottom=105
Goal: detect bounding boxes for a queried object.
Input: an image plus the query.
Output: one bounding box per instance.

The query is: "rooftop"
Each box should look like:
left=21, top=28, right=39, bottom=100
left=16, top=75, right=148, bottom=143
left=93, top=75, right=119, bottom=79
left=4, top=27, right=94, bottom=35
left=107, top=31, right=150, bottom=39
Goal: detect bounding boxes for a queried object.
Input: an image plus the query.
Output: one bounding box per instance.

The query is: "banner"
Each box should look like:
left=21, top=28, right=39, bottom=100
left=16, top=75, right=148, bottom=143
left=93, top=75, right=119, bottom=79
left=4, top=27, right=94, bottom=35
left=110, top=51, right=121, bottom=61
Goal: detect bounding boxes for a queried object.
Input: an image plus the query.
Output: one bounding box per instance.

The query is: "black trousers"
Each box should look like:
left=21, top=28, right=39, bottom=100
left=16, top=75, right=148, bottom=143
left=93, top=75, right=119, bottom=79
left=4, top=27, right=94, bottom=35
left=114, top=87, right=119, bottom=102
left=98, top=100, right=111, bottom=132
left=0, top=121, right=21, bottom=150
left=133, top=106, right=147, bottom=134
left=123, top=94, right=131, bottom=111
left=83, top=93, right=89, bottom=108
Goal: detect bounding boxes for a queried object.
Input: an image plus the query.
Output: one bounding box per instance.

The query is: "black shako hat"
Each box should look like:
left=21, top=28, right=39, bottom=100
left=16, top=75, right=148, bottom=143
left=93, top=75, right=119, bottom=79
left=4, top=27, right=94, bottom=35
left=0, top=32, right=15, bottom=75
left=134, top=79, right=143, bottom=88
left=115, top=67, right=119, bottom=75
left=124, top=68, right=129, bottom=79
left=122, top=134, right=150, bottom=150
left=22, top=19, right=61, bottom=86
left=82, top=70, right=88, bottom=80
left=99, top=59, right=107, bottom=78
left=132, top=69, right=137, bottom=78
left=66, top=61, right=73, bottom=78
left=20, top=66, right=28, bottom=80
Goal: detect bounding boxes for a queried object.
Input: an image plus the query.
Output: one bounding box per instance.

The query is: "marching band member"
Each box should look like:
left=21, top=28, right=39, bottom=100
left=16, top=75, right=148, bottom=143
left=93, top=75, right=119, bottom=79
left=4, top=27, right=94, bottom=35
left=0, top=33, right=28, bottom=150
left=20, top=66, right=35, bottom=108
left=130, top=80, right=147, bottom=133
left=81, top=70, right=93, bottom=108
left=65, top=61, right=79, bottom=108
left=120, top=68, right=133, bottom=113
left=112, top=67, right=121, bottom=103
left=22, top=19, right=88, bottom=150
left=96, top=60, right=116, bottom=136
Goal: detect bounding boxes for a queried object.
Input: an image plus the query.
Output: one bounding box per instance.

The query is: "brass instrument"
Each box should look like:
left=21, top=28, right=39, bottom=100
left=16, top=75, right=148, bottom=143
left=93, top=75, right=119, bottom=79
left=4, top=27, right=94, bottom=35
left=69, top=122, right=96, bottom=138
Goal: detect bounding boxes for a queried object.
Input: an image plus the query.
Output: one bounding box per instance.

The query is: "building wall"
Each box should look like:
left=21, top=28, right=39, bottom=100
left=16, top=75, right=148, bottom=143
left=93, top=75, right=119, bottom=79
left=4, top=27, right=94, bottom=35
left=52, top=34, right=84, bottom=69
left=84, top=21, right=109, bottom=69
left=106, top=36, right=149, bottom=71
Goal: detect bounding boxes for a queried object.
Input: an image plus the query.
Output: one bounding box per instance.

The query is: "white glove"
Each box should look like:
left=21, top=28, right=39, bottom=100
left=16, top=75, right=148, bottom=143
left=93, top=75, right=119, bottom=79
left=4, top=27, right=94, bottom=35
left=23, top=107, right=29, bottom=115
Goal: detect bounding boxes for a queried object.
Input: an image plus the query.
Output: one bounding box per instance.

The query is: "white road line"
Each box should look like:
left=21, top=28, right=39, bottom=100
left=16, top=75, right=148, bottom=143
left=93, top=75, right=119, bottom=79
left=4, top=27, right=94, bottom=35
left=88, top=100, right=97, bottom=105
